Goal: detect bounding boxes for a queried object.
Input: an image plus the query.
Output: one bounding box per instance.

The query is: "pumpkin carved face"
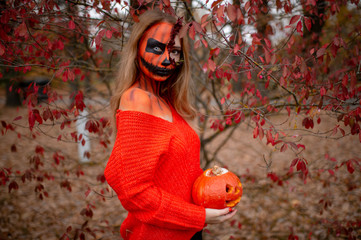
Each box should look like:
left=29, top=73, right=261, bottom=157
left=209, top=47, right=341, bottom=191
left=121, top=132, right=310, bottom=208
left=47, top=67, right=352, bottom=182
left=137, top=22, right=182, bottom=81
left=192, top=166, right=243, bottom=209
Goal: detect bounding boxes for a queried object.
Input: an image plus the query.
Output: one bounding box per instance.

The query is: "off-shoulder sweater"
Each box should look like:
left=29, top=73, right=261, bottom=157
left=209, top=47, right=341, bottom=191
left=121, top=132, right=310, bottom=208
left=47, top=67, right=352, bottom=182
left=104, top=106, right=206, bottom=240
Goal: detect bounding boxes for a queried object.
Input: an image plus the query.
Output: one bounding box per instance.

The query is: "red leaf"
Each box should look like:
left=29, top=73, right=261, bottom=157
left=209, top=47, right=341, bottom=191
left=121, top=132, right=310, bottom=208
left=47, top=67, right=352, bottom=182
left=221, top=97, right=225, bottom=105
left=296, top=21, right=303, bottom=33
left=163, top=0, right=170, bottom=7
left=227, top=4, right=237, bottom=22
left=192, top=21, right=202, bottom=33
left=201, top=14, right=210, bottom=24
left=68, top=20, right=75, bottom=30
left=316, top=48, right=326, bottom=58
left=106, top=30, right=112, bottom=39
left=201, top=38, right=208, bottom=48
left=291, top=158, right=299, bottom=168
left=208, top=59, right=216, bottom=72
left=342, top=74, right=348, bottom=87
left=266, top=130, right=273, bottom=144
left=194, top=40, right=200, bottom=49
left=320, top=87, right=326, bottom=96
left=189, top=24, right=195, bottom=40
left=304, top=17, right=312, bottom=31
left=85, top=187, right=91, bottom=197
left=340, top=128, right=345, bottom=136
left=346, top=160, right=354, bottom=174
left=237, top=8, right=244, bottom=25
left=16, top=22, right=28, bottom=37
left=328, top=169, right=334, bottom=176
left=253, top=126, right=259, bottom=139
left=297, top=144, right=305, bottom=150
left=259, top=127, right=264, bottom=140
left=264, top=38, right=272, bottom=49
left=11, top=144, right=17, bottom=152
left=179, top=22, right=190, bottom=39
left=280, top=143, right=288, bottom=152
left=13, top=116, right=22, bottom=121
left=297, top=160, right=306, bottom=173
left=35, top=145, right=45, bottom=156
left=244, top=1, right=250, bottom=11
left=0, top=42, right=5, bottom=56
left=233, top=44, right=240, bottom=54
left=289, top=15, right=301, bottom=25
left=28, top=110, right=35, bottom=130
left=8, top=180, right=19, bottom=193
left=211, top=0, right=223, bottom=8
left=286, top=106, right=291, bottom=117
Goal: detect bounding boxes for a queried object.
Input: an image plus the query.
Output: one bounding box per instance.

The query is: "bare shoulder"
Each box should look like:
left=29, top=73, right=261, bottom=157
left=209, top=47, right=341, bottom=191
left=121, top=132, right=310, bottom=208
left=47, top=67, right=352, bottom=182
left=120, top=87, right=153, bottom=114
left=120, top=87, right=172, bottom=122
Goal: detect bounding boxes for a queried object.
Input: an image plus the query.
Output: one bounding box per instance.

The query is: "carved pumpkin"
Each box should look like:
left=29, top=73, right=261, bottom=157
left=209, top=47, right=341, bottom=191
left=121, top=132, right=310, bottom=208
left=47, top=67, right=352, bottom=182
left=192, top=166, right=243, bottom=209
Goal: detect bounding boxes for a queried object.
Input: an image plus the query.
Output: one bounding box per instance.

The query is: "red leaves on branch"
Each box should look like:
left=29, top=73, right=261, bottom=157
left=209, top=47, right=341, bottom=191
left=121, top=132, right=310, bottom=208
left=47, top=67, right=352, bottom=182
left=42, top=108, right=54, bottom=122
left=280, top=143, right=288, bottom=152
left=346, top=160, right=355, bottom=174
left=73, top=91, right=86, bottom=112
left=35, top=145, right=45, bottom=156
left=289, top=15, right=301, bottom=25
left=290, top=158, right=308, bottom=177
left=302, top=117, right=314, bottom=129
left=267, top=172, right=283, bottom=186
left=53, top=152, right=65, bottom=165
left=226, top=4, right=237, bottom=22
left=80, top=207, right=93, bottom=218
left=85, top=120, right=99, bottom=133
left=97, top=174, right=106, bottom=183
left=28, top=109, right=43, bottom=130
left=60, top=180, right=72, bottom=192
left=68, top=20, right=75, bottom=30
left=339, top=159, right=361, bottom=174
left=316, top=48, right=326, bottom=58
left=208, top=59, right=216, bottom=72
left=15, top=21, right=28, bottom=38
left=8, top=180, right=19, bottom=193
left=304, top=17, right=312, bottom=31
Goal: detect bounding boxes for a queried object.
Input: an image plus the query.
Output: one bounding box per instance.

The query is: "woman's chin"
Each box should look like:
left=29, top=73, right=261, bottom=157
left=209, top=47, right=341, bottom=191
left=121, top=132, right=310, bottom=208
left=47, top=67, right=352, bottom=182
left=147, top=73, right=171, bottom=82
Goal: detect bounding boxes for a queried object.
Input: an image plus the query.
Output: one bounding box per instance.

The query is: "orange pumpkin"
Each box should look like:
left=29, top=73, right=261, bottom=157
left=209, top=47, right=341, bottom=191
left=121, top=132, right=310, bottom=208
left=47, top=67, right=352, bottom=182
left=192, top=166, right=243, bottom=209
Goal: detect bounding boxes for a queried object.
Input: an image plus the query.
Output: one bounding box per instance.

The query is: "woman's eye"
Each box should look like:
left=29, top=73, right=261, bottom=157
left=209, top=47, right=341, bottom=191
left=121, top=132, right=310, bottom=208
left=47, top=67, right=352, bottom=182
left=153, top=46, right=162, bottom=52
left=171, top=50, right=180, bottom=55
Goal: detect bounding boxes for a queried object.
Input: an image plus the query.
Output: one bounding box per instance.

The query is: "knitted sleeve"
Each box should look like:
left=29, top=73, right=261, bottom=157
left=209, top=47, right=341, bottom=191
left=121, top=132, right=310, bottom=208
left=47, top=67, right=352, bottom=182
left=104, top=111, right=205, bottom=231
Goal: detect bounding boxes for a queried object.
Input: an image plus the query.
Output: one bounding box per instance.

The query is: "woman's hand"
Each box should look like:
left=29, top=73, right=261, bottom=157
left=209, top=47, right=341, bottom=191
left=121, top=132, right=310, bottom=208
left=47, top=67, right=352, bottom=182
left=205, top=208, right=237, bottom=224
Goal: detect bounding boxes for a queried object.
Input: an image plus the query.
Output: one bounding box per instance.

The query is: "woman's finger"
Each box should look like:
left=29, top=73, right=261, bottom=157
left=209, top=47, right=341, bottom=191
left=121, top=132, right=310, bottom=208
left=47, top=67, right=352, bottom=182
left=218, top=209, right=237, bottom=222
left=216, top=208, right=231, bottom=216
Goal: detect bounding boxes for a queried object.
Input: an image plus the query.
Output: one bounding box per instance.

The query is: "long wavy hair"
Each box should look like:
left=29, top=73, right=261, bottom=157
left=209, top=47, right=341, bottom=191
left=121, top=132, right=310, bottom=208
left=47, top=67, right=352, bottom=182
left=110, top=10, right=196, bottom=125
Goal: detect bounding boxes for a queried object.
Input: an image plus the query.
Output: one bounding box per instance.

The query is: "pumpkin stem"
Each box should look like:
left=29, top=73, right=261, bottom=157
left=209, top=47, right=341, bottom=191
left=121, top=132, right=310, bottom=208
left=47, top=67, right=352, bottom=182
left=212, top=165, right=223, bottom=176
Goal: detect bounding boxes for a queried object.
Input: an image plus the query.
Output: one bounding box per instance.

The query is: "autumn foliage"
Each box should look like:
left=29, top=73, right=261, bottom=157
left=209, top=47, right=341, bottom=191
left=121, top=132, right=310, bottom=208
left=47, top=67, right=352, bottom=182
left=1, top=0, right=361, bottom=239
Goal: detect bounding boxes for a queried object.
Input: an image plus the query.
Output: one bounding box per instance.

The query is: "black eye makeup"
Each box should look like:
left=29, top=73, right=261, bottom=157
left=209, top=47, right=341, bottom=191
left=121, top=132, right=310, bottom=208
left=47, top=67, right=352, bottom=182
left=145, top=38, right=166, bottom=55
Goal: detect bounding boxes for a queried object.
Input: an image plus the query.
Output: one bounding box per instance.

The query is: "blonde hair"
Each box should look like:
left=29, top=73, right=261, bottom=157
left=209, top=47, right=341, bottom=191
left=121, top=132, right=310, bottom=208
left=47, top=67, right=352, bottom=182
left=110, top=10, right=196, bottom=125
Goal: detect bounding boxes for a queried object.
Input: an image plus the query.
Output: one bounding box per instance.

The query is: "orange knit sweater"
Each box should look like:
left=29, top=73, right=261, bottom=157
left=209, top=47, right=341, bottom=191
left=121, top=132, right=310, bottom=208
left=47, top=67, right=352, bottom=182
left=104, top=107, right=206, bottom=240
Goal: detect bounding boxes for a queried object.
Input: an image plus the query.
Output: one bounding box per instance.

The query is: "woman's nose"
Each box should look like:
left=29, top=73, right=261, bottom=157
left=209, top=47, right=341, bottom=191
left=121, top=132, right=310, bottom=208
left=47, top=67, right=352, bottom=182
left=161, top=57, right=171, bottom=67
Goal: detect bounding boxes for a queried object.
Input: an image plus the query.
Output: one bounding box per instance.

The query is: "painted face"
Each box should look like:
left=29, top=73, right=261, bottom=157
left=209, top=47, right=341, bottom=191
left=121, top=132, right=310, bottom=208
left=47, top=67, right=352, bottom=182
left=137, top=22, right=182, bottom=81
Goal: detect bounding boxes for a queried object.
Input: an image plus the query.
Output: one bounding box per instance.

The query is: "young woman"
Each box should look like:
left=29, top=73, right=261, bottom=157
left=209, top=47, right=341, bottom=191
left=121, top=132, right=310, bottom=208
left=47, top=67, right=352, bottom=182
left=104, top=9, right=237, bottom=240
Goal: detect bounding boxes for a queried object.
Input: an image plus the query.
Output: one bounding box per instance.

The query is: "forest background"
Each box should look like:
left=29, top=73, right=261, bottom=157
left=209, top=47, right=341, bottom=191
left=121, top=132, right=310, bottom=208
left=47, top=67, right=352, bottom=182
left=0, top=0, right=361, bottom=239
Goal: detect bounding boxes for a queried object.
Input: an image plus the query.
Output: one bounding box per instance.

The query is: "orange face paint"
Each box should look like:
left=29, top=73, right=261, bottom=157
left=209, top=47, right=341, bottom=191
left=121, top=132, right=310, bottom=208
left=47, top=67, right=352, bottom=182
left=137, top=22, right=182, bottom=81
